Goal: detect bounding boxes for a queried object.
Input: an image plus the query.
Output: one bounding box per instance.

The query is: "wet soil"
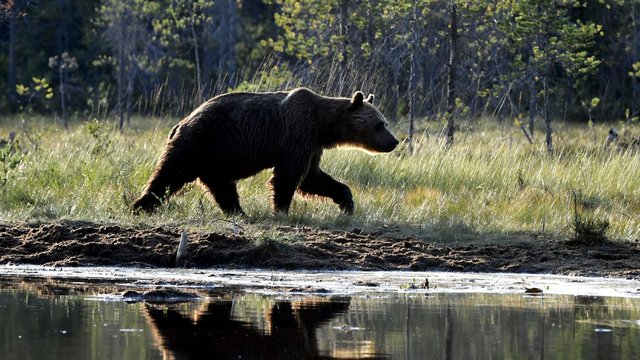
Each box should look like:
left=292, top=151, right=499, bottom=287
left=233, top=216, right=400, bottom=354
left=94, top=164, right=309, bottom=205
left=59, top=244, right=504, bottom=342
left=0, top=221, right=639, bottom=278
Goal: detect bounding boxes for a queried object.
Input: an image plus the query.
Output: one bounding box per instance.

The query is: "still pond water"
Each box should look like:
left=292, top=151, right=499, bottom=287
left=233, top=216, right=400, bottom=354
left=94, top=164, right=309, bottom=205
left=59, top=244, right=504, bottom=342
left=1, top=286, right=640, bottom=359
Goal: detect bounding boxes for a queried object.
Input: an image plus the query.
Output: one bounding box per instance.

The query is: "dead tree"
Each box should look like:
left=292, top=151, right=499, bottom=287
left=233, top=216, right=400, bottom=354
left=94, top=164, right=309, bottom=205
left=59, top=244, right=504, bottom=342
left=445, top=0, right=458, bottom=147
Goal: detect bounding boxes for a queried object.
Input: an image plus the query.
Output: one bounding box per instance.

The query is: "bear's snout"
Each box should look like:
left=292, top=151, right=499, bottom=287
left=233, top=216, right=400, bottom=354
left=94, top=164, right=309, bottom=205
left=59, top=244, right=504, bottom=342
left=382, top=137, right=400, bottom=152
left=372, top=134, right=399, bottom=153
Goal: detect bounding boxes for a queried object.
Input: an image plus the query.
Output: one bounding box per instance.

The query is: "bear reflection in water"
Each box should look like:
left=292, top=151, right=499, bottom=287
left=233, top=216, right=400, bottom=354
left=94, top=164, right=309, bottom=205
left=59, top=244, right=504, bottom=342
left=144, top=296, right=386, bottom=360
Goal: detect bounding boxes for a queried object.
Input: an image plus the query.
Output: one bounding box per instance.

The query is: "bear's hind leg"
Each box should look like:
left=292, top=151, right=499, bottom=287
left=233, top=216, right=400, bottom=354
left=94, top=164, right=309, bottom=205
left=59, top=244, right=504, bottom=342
left=200, top=177, right=245, bottom=216
left=269, top=170, right=306, bottom=214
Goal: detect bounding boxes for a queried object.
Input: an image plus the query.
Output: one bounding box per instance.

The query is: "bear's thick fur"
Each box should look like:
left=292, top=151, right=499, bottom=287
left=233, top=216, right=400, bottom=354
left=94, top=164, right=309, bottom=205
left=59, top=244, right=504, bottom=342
left=132, top=87, right=398, bottom=215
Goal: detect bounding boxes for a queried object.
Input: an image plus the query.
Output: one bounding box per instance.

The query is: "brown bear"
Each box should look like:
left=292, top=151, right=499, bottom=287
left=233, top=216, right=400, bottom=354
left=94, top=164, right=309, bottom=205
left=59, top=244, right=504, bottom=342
left=132, top=87, right=399, bottom=216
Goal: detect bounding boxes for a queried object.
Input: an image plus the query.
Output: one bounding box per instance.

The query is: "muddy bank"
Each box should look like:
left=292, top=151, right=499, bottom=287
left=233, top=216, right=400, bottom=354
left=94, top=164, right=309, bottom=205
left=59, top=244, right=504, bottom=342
left=0, top=222, right=639, bottom=278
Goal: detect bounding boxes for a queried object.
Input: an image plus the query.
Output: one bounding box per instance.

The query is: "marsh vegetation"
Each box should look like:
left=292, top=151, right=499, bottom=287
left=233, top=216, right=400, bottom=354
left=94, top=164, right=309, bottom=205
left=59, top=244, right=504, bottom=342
left=0, top=116, right=638, bottom=243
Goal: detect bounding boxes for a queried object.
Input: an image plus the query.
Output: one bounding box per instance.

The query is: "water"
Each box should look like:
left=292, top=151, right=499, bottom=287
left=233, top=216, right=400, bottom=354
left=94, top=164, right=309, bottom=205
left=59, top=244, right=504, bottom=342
left=1, top=285, right=640, bottom=359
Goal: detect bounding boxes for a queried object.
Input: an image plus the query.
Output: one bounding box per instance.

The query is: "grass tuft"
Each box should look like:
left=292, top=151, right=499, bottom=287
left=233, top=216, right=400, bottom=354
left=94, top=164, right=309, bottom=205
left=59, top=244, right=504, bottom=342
left=569, top=216, right=610, bottom=246
left=568, top=190, right=610, bottom=246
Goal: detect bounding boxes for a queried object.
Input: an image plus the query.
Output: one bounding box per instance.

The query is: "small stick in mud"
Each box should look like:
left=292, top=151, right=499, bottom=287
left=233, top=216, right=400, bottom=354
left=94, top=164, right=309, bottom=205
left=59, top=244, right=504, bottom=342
left=176, top=230, right=188, bottom=266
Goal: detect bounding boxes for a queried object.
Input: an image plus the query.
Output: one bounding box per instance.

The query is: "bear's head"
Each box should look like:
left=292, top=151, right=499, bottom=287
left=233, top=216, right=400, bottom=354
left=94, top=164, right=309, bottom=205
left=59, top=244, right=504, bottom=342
left=344, top=91, right=399, bottom=153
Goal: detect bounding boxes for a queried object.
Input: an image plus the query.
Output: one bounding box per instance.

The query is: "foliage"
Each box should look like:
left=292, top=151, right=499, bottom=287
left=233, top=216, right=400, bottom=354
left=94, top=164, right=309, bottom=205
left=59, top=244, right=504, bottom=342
left=83, top=119, right=113, bottom=155
left=1, top=0, right=638, bottom=130
left=631, top=61, right=640, bottom=78
left=15, top=77, right=54, bottom=113
left=268, top=0, right=342, bottom=61
left=233, top=63, right=293, bottom=92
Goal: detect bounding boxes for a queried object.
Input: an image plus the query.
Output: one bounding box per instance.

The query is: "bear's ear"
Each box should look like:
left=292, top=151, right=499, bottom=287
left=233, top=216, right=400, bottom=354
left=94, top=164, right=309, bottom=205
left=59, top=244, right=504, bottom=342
left=366, top=94, right=375, bottom=105
left=350, top=91, right=365, bottom=108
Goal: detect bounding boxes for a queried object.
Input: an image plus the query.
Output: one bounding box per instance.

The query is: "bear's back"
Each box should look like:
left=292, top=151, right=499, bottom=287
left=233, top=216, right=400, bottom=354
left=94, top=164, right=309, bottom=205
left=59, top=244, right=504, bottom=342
left=175, top=91, right=298, bottom=179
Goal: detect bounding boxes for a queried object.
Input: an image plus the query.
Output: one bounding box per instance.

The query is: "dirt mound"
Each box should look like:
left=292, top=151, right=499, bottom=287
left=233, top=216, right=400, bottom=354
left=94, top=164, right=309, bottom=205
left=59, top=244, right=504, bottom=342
left=1, top=222, right=639, bottom=278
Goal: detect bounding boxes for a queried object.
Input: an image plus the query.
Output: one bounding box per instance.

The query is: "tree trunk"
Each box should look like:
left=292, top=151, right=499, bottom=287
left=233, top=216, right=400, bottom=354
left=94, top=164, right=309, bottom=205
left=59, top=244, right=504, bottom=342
left=201, top=5, right=217, bottom=97
left=59, top=65, right=67, bottom=129
left=445, top=0, right=458, bottom=147
left=126, top=65, right=135, bottom=126
left=408, top=51, right=418, bottom=154
left=528, top=70, right=537, bottom=138
left=117, top=4, right=129, bottom=132
left=633, top=72, right=638, bottom=120
left=407, top=5, right=420, bottom=154
left=507, top=89, right=533, bottom=144
left=543, top=79, right=553, bottom=152
left=389, top=62, right=400, bottom=123
left=57, top=0, right=70, bottom=53
left=117, top=32, right=125, bottom=132
left=7, top=14, right=17, bottom=112
left=225, top=0, right=238, bottom=88
left=632, top=3, right=639, bottom=117
left=339, top=0, right=350, bottom=65
left=421, top=60, right=430, bottom=116
left=190, top=21, right=202, bottom=100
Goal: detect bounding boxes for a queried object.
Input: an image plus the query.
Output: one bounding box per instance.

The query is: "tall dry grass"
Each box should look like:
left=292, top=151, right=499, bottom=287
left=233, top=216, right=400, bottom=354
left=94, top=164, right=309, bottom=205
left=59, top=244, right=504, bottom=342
left=0, top=115, right=637, bottom=242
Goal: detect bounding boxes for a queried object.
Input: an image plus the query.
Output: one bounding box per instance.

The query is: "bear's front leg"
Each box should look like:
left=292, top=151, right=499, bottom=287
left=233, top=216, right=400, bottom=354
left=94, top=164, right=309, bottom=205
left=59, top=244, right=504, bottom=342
left=298, top=169, right=354, bottom=215
left=199, top=177, right=245, bottom=216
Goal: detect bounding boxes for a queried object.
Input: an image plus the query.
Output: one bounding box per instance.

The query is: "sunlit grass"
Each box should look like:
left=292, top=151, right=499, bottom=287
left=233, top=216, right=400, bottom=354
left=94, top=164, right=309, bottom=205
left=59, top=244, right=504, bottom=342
left=0, top=116, right=638, bottom=242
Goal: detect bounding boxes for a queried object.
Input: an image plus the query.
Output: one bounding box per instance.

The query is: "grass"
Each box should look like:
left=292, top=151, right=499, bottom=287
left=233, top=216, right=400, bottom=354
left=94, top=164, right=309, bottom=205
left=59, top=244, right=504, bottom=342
left=0, top=115, right=638, bottom=243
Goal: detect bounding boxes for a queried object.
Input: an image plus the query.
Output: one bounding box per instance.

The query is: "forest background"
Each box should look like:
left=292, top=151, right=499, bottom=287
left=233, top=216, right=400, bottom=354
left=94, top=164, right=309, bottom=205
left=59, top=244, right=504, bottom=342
left=2, top=0, right=639, bottom=143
